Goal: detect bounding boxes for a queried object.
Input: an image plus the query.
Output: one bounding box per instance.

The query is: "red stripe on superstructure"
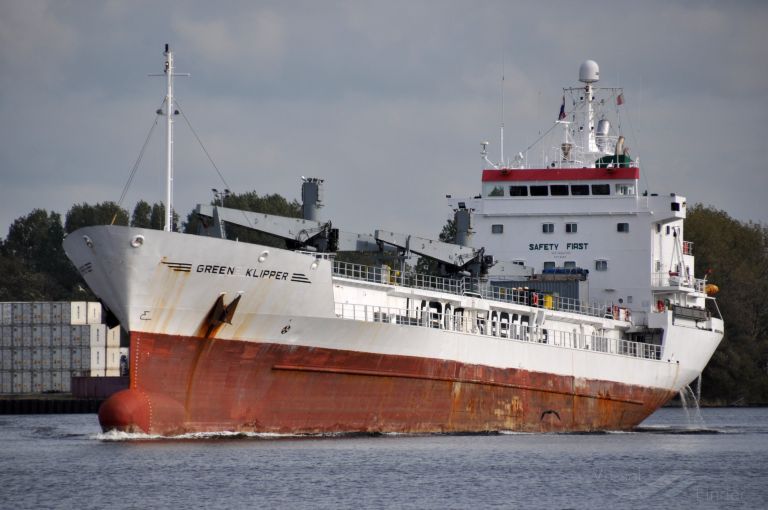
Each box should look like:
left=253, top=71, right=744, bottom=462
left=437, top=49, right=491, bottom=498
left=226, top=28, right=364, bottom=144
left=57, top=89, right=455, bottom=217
left=482, top=167, right=640, bottom=182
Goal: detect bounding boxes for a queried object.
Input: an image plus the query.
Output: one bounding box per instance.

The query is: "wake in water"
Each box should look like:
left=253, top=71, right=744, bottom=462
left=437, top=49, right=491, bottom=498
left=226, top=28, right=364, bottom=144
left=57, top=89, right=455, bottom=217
left=94, top=429, right=392, bottom=442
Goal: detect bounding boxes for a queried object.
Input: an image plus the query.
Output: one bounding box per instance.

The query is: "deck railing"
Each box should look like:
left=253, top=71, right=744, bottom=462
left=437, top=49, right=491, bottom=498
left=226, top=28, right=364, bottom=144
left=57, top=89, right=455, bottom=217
left=332, top=261, right=625, bottom=321
left=651, top=272, right=706, bottom=293
left=334, top=302, right=662, bottom=361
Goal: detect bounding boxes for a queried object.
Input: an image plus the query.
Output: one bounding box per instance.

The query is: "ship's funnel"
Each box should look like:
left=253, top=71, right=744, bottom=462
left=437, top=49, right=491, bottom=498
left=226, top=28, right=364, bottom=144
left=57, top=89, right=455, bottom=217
left=454, top=208, right=473, bottom=247
left=301, top=177, right=324, bottom=221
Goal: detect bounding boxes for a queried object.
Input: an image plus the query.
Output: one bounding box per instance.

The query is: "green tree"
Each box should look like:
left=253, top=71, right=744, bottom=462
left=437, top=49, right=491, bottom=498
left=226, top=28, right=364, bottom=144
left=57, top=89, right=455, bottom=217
left=131, top=200, right=152, bottom=228
left=414, top=218, right=457, bottom=275
left=65, top=202, right=129, bottom=233
left=686, top=204, right=768, bottom=404
left=0, top=209, right=87, bottom=300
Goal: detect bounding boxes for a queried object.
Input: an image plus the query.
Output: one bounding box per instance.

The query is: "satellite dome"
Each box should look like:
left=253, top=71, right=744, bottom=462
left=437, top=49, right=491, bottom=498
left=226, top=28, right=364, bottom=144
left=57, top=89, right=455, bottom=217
left=579, top=60, right=600, bottom=83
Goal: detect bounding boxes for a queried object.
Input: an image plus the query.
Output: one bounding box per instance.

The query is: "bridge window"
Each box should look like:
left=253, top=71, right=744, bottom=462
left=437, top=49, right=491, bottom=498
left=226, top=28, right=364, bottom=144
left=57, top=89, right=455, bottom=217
left=595, top=259, right=608, bottom=271
left=543, top=261, right=556, bottom=270
left=571, top=184, right=590, bottom=196
left=592, top=184, right=610, bottom=195
left=512, top=260, right=525, bottom=266
left=542, top=223, right=554, bottom=234
left=615, top=183, right=635, bottom=196
left=491, top=224, right=504, bottom=234
left=617, top=222, right=630, bottom=233
left=565, top=223, right=578, bottom=233
left=550, top=185, right=569, bottom=196
left=509, top=186, right=528, bottom=196
left=530, top=185, right=549, bottom=196
left=488, top=186, right=504, bottom=197
left=564, top=261, right=576, bottom=268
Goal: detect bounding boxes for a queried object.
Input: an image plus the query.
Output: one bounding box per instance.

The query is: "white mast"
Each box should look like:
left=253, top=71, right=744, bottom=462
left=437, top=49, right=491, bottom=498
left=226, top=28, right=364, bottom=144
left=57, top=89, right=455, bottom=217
left=164, top=44, right=174, bottom=232
left=151, top=44, right=189, bottom=232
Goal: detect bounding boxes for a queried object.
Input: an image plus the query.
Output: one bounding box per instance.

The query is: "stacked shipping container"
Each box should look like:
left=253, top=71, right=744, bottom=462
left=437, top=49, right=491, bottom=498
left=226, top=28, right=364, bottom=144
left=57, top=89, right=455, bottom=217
left=0, top=302, right=127, bottom=394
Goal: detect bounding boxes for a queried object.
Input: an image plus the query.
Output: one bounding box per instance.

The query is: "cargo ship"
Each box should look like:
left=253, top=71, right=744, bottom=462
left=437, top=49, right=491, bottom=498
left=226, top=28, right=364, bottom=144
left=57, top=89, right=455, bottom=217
left=63, top=47, right=723, bottom=435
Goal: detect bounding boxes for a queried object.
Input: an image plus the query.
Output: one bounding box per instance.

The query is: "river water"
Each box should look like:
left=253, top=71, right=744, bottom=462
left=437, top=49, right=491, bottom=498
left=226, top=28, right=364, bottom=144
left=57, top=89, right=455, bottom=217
left=1, top=407, right=765, bottom=509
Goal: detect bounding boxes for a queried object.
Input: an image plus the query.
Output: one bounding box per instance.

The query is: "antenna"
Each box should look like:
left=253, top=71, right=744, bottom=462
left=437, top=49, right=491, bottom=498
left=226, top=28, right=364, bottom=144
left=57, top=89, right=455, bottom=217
left=500, top=59, right=505, bottom=166
left=149, top=44, right=190, bottom=232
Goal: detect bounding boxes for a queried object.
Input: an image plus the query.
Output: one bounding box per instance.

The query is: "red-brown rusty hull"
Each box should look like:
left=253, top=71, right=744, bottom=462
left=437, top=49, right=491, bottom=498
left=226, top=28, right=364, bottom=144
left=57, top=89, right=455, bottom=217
left=99, top=332, right=676, bottom=435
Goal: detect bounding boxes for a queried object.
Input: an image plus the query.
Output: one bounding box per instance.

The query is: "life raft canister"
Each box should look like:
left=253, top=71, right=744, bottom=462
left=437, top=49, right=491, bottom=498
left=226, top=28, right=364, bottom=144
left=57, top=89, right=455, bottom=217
left=532, top=293, right=539, bottom=307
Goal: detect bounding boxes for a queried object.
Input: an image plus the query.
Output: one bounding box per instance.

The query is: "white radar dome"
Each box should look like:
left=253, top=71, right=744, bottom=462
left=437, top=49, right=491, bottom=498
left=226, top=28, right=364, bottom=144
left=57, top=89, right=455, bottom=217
left=579, top=60, right=600, bottom=83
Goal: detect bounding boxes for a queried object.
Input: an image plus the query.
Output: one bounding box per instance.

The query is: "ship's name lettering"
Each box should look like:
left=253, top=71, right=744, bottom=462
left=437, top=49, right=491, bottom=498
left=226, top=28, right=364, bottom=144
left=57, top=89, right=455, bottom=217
left=196, top=264, right=236, bottom=275
left=195, top=264, right=290, bottom=280
left=244, top=269, right=289, bottom=280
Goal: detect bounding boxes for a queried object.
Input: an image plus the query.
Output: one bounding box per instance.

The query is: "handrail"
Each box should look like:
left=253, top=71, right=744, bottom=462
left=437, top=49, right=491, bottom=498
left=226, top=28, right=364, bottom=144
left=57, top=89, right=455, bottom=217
left=334, top=302, right=661, bottom=361
left=332, top=260, right=628, bottom=321
left=651, top=272, right=706, bottom=293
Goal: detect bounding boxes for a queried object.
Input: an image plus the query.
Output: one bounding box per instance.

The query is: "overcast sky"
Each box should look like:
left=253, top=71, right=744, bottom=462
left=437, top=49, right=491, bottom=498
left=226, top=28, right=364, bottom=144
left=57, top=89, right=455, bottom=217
left=1, top=0, right=766, bottom=240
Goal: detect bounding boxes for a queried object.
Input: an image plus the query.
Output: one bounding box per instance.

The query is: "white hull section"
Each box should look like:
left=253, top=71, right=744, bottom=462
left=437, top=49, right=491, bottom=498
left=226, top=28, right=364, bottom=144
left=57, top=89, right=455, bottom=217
left=64, top=226, right=722, bottom=394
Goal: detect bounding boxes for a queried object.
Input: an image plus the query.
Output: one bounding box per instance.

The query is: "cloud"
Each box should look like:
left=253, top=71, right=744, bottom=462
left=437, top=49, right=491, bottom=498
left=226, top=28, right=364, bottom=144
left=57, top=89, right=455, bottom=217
left=174, top=9, right=285, bottom=75
left=0, top=1, right=78, bottom=86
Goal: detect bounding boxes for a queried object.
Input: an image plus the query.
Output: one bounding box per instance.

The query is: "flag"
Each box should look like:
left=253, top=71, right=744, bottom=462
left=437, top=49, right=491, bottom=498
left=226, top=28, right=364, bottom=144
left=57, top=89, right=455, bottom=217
left=616, top=93, right=624, bottom=106
left=558, top=97, right=566, bottom=121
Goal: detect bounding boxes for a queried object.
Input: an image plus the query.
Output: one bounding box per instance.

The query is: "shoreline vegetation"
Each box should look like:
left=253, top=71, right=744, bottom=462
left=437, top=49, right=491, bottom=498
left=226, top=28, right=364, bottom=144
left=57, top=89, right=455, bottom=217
left=0, top=197, right=766, bottom=405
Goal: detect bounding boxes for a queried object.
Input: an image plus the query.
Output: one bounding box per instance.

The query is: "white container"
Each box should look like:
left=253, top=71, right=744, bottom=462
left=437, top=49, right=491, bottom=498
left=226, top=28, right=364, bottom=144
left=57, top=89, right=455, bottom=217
left=12, top=349, right=23, bottom=370
left=106, top=346, right=121, bottom=370
left=70, top=302, right=87, bottom=325
left=106, top=326, right=120, bottom=348
left=39, top=326, right=51, bottom=347
left=61, top=303, right=71, bottom=324
left=21, top=303, right=33, bottom=324
left=12, top=326, right=23, bottom=348
left=71, top=347, right=82, bottom=369
left=51, top=302, right=63, bottom=323
left=51, top=325, right=62, bottom=345
left=60, top=325, right=71, bottom=346
left=87, top=302, right=102, bottom=324
left=32, top=303, right=43, bottom=323
left=0, top=349, right=11, bottom=371
left=105, top=368, right=121, bottom=377
left=31, top=371, right=43, bottom=393
left=51, top=370, right=62, bottom=392
left=32, top=326, right=43, bottom=346
left=60, top=348, right=71, bottom=370
left=41, top=349, right=52, bottom=370
left=21, top=371, right=32, bottom=393
left=91, top=324, right=107, bottom=348
left=81, top=346, right=91, bottom=370
left=32, top=348, right=42, bottom=369
left=51, top=347, right=63, bottom=370
left=21, top=326, right=32, bottom=347
left=42, top=370, right=53, bottom=392
left=11, top=303, right=23, bottom=324
left=1, top=303, right=11, bottom=325
left=12, top=372, right=23, bottom=393
left=1, top=371, right=12, bottom=393
left=90, top=346, right=105, bottom=376
left=1, top=326, right=11, bottom=347
left=21, top=349, right=32, bottom=370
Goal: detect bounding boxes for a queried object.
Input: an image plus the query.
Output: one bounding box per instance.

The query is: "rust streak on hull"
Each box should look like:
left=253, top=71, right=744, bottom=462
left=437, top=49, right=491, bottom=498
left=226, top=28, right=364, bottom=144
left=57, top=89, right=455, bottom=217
left=272, top=364, right=645, bottom=406
left=99, top=332, right=676, bottom=436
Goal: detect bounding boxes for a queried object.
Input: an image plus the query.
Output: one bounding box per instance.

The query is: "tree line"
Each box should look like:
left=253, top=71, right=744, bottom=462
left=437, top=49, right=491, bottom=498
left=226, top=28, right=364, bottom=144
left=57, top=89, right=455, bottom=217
left=0, top=198, right=765, bottom=404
